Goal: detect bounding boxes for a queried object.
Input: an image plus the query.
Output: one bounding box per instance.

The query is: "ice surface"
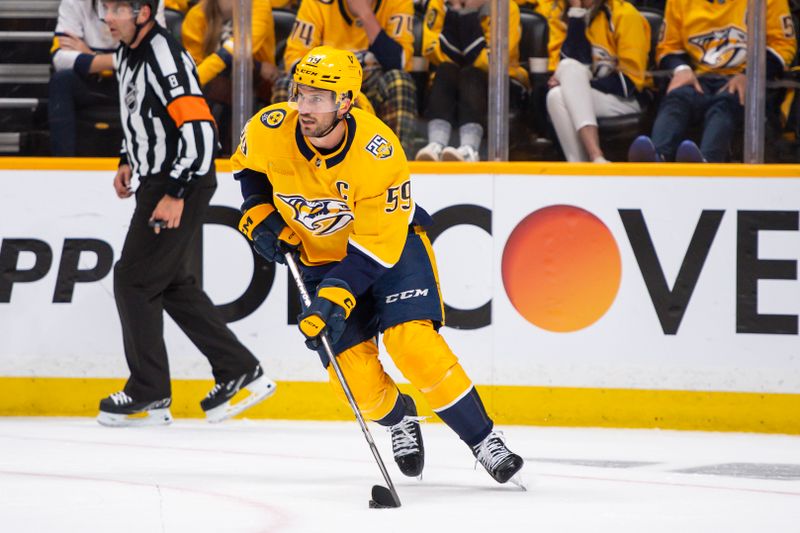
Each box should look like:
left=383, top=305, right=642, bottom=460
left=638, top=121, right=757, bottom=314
left=0, top=418, right=798, bottom=532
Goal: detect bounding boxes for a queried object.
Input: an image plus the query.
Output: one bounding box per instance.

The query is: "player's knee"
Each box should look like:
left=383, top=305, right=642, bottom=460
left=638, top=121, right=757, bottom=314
left=327, top=342, right=398, bottom=420
left=383, top=321, right=452, bottom=385
left=384, top=321, right=472, bottom=410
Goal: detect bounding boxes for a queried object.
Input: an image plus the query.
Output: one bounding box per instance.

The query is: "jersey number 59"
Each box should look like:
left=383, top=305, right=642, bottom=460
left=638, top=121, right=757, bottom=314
left=385, top=181, right=412, bottom=213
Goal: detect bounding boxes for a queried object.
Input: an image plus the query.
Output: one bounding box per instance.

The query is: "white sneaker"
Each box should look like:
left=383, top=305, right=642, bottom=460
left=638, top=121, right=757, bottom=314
left=415, top=142, right=444, bottom=162
left=442, top=145, right=479, bottom=162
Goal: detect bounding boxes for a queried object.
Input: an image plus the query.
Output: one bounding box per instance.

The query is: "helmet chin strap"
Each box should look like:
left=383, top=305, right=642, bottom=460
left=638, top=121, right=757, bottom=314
left=125, top=5, right=153, bottom=48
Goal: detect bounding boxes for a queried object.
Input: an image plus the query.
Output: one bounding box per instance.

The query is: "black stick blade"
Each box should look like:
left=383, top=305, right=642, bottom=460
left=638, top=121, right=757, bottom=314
left=368, top=485, right=400, bottom=508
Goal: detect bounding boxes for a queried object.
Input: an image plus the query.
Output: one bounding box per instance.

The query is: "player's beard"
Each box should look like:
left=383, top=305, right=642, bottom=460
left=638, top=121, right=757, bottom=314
left=299, top=111, right=339, bottom=139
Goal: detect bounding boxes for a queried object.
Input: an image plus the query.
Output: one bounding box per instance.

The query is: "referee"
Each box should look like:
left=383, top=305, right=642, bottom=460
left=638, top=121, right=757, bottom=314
left=97, top=0, right=276, bottom=426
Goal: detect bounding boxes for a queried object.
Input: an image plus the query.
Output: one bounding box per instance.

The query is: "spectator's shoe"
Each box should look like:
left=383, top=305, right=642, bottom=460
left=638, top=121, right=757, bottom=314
left=97, top=391, right=173, bottom=427
left=675, top=140, right=706, bottom=163
left=442, top=145, right=479, bottom=162
left=415, top=142, right=444, bottom=161
left=628, top=135, right=661, bottom=162
left=201, top=364, right=277, bottom=423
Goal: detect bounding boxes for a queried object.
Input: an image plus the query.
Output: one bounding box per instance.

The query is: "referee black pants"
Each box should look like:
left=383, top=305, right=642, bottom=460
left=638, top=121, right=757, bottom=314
left=114, top=170, right=260, bottom=401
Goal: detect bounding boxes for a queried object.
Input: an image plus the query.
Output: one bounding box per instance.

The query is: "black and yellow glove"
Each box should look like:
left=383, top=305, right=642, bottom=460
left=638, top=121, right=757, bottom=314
left=238, top=195, right=301, bottom=264
left=298, top=278, right=356, bottom=350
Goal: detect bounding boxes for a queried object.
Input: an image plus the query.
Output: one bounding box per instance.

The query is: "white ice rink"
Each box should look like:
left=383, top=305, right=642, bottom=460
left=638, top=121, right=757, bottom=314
left=1, top=418, right=798, bottom=533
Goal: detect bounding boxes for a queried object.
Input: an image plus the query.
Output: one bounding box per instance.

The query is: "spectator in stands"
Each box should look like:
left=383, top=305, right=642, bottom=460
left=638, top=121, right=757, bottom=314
left=628, top=0, right=796, bottom=163
left=415, top=0, right=529, bottom=162
left=276, top=0, right=417, bottom=156
left=164, top=0, right=190, bottom=11
left=48, top=0, right=165, bottom=156
left=545, top=0, right=650, bottom=163
left=182, top=0, right=277, bottom=153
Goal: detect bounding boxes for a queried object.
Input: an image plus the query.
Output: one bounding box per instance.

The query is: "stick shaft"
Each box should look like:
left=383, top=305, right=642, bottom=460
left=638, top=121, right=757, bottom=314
left=285, top=253, right=401, bottom=506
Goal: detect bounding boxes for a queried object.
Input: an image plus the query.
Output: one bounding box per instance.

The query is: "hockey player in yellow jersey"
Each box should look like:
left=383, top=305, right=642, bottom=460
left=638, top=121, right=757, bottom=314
left=271, top=0, right=418, bottom=156
left=629, top=0, right=796, bottom=163
left=232, top=46, right=524, bottom=486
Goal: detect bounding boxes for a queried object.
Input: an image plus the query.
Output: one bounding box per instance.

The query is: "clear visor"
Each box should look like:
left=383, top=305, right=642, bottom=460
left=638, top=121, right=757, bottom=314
left=288, top=82, right=343, bottom=114
left=98, top=2, right=137, bottom=22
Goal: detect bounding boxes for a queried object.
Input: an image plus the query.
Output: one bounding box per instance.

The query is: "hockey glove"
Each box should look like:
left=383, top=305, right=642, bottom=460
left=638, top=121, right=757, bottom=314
left=238, top=195, right=301, bottom=264
left=298, top=278, right=356, bottom=350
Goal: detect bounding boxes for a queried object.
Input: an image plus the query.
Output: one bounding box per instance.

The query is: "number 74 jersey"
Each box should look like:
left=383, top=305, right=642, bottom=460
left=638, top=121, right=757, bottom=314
left=231, top=102, right=416, bottom=270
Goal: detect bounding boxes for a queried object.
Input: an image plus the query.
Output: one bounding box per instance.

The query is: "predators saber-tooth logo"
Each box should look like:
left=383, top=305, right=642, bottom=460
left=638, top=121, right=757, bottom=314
left=689, top=26, right=747, bottom=69
left=276, top=194, right=354, bottom=236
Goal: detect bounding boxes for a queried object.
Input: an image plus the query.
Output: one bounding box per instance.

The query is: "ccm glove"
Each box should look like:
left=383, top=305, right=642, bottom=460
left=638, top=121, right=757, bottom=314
left=298, top=278, right=356, bottom=350
left=238, top=195, right=301, bottom=264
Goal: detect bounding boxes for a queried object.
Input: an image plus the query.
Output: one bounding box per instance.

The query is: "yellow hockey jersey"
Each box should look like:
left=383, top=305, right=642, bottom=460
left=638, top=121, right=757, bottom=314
left=231, top=103, right=414, bottom=269
left=657, top=0, right=796, bottom=76
left=181, top=0, right=276, bottom=86
left=547, top=0, right=650, bottom=91
left=283, top=0, right=415, bottom=72
left=422, top=0, right=529, bottom=87
left=164, top=0, right=189, bottom=13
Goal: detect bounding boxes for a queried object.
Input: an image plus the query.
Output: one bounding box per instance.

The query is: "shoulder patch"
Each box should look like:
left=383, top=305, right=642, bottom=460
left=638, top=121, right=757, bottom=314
left=261, top=109, right=287, bottom=128
left=365, top=133, right=394, bottom=160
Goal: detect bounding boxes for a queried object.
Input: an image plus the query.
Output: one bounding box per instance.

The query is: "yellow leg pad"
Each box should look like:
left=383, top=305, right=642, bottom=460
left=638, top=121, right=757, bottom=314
left=383, top=320, right=473, bottom=411
left=327, top=340, right=399, bottom=421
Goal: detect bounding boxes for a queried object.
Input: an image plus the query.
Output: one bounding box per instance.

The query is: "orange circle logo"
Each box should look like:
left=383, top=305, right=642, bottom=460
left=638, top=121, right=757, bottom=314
left=502, top=205, right=622, bottom=332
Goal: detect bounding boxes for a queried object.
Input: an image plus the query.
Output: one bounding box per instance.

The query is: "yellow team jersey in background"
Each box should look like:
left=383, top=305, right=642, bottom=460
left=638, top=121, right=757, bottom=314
left=657, top=0, right=796, bottom=76
left=182, top=0, right=275, bottom=86
left=231, top=103, right=414, bottom=268
left=422, top=0, right=530, bottom=87
left=547, top=0, right=650, bottom=91
left=283, top=0, right=415, bottom=73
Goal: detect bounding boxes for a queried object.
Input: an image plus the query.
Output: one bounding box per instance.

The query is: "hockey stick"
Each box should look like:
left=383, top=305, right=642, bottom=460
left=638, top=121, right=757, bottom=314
left=285, top=252, right=401, bottom=509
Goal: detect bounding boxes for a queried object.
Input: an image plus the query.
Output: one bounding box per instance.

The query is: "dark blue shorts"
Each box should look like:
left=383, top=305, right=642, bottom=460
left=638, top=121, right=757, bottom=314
left=300, top=230, right=444, bottom=362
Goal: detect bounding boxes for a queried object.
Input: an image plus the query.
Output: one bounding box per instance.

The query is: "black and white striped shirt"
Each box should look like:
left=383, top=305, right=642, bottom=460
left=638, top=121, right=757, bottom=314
left=115, top=25, right=217, bottom=198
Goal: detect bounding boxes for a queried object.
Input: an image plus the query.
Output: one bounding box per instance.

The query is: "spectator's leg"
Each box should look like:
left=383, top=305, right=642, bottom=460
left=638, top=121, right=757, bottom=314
left=651, top=85, right=703, bottom=162
left=548, top=58, right=600, bottom=161
left=699, top=90, right=743, bottom=163
left=270, top=74, right=292, bottom=104
left=48, top=70, right=91, bottom=156
left=367, top=69, right=418, bottom=157
left=457, top=66, right=488, bottom=153
left=424, top=62, right=460, bottom=146
left=591, top=89, right=642, bottom=162
left=547, top=86, right=588, bottom=161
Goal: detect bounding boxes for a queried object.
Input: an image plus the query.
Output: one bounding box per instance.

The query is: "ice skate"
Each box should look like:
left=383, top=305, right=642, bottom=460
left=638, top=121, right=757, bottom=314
left=201, top=364, right=277, bottom=423
left=472, top=430, right=525, bottom=488
left=388, top=394, right=425, bottom=478
left=97, top=391, right=172, bottom=427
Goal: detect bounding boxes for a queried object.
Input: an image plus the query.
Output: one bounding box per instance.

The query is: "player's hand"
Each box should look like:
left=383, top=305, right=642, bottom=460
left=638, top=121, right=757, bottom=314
left=720, top=73, right=746, bottom=106
left=150, top=195, right=184, bottom=234
left=113, top=164, right=133, bottom=198
left=298, top=279, right=356, bottom=350
left=59, top=33, right=92, bottom=53
left=667, top=67, right=703, bottom=95
left=252, top=224, right=301, bottom=264
left=238, top=195, right=301, bottom=264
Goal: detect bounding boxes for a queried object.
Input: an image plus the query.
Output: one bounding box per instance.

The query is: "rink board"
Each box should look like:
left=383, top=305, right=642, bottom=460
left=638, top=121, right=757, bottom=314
left=1, top=158, right=799, bottom=433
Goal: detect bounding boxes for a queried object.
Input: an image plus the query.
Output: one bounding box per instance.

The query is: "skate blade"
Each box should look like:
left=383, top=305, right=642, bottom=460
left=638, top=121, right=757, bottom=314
left=97, top=408, right=173, bottom=427
left=205, top=376, right=277, bottom=423
left=509, top=472, right=528, bottom=491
